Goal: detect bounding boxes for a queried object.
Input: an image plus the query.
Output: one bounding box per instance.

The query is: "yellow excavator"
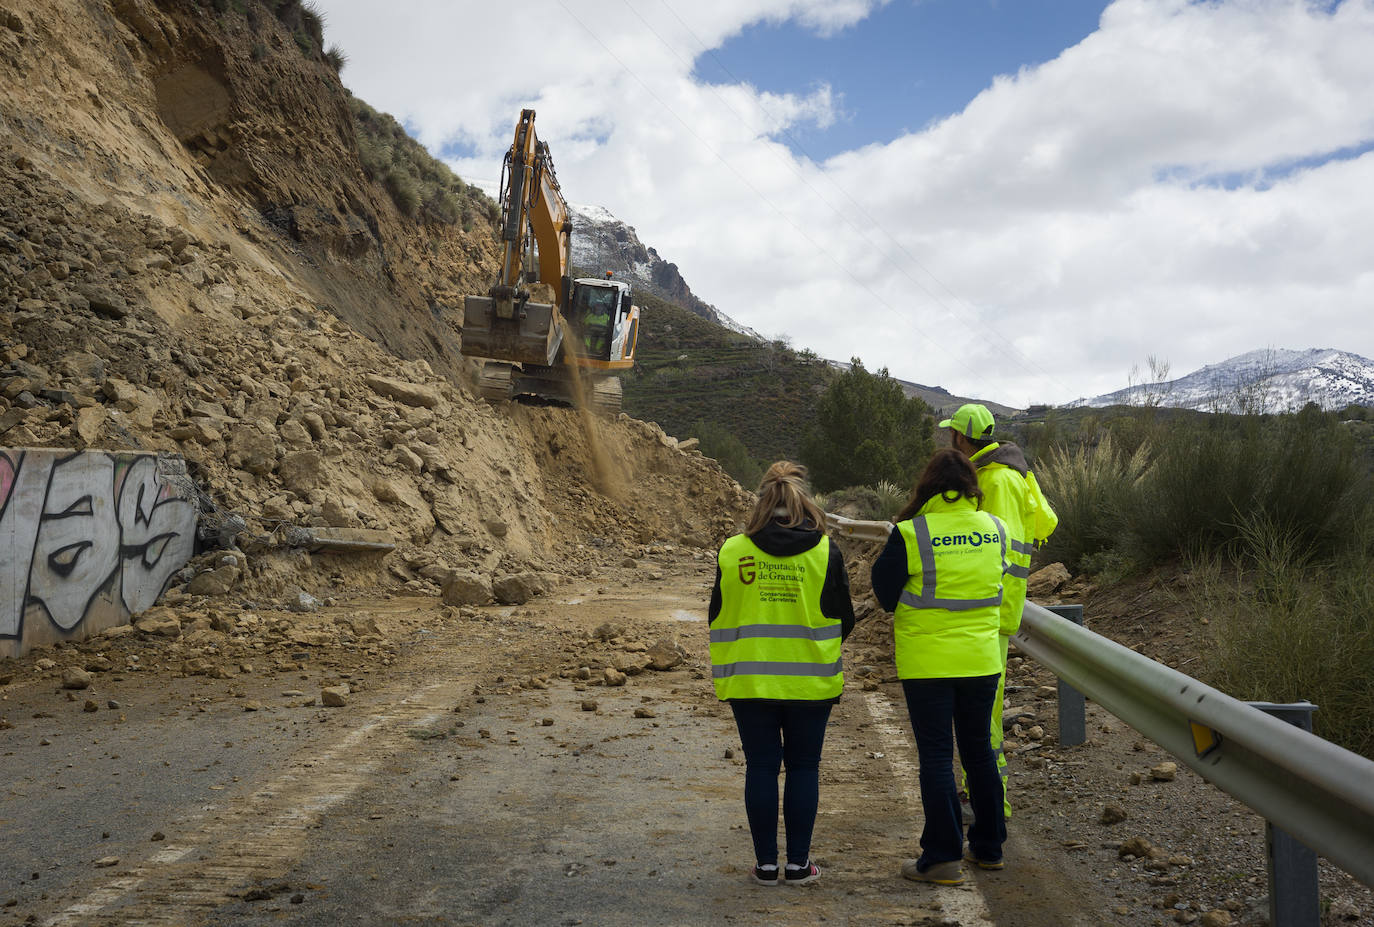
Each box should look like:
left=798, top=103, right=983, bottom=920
left=461, top=109, right=640, bottom=414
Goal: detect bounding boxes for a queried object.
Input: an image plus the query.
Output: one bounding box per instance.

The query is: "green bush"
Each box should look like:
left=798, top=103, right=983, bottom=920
left=1124, top=406, right=1363, bottom=566
left=1036, top=431, right=1150, bottom=573
left=324, top=44, right=347, bottom=73
left=1193, top=522, right=1374, bottom=758
left=690, top=420, right=764, bottom=489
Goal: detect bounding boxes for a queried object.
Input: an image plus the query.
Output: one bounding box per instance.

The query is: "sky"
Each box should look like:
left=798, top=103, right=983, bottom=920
left=311, top=0, right=1374, bottom=408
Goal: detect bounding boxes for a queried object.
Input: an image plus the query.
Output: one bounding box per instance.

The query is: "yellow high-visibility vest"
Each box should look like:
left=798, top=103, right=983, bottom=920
left=893, top=496, right=1006, bottom=679
left=971, top=445, right=1058, bottom=635
left=712, top=534, right=841, bottom=700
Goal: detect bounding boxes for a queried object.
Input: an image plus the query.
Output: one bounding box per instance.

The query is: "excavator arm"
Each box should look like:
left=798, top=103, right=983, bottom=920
left=463, top=109, right=571, bottom=365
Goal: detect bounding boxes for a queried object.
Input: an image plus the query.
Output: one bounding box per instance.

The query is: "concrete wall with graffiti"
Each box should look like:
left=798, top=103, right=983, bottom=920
left=1, top=449, right=198, bottom=658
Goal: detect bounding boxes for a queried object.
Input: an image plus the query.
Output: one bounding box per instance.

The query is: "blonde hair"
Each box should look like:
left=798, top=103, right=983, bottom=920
left=745, top=461, right=827, bottom=535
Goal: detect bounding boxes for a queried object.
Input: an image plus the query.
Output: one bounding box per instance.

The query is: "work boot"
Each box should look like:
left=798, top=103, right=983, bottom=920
left=900, top=859, right=965, bottom=885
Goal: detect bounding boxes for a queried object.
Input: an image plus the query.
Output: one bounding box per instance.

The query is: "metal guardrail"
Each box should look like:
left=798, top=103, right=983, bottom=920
left=824, top=513, right=893, bottom=543
left=825, top=514, right=1374, bottom=891
left=1015, top=600, right=1374, bottom=889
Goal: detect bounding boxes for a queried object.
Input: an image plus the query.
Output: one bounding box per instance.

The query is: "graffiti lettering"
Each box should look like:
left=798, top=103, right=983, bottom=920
left=0, top=449, right=198, bottom=653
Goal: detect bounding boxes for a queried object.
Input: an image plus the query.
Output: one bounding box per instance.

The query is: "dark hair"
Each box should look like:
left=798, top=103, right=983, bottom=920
left=895, top=449, right=983, bottom=521
left=746, top=461, right=827, bottom=534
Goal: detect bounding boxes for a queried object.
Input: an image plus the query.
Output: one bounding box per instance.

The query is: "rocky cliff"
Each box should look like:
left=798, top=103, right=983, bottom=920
left=0, top=0, right=748, bottom=617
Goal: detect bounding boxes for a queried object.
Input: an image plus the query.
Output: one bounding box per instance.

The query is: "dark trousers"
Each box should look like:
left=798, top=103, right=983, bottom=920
left=729, top=700, right=833, bottom=866
left=901, top=675, right=1006, bottom=866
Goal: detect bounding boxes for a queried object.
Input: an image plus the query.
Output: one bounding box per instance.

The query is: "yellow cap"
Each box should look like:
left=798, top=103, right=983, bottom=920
left=937, top=403, right=995, bottom=439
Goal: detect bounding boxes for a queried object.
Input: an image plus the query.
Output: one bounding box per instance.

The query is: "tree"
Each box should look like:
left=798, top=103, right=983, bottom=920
left=691, top=420, right=764, bottom=489
left=800, top=359, right=935, bottom=492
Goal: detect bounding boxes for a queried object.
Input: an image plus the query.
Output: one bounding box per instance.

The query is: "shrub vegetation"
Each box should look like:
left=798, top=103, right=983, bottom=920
left=1034, top=401, right=1373, bottom=756
left=348, top=96, right=495, bottom=226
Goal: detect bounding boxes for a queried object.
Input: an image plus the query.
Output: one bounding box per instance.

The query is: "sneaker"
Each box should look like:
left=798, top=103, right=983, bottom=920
left=963, top=852, right=1004, bottom=871
left=784, top=861, right=820, bottom=886
left=900, top=859, right=965, bottom=885
left=751, top=865, right=780, bottom=886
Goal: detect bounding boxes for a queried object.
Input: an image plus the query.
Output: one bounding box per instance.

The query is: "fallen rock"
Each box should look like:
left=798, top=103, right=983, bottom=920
left=611, top=652, right=651, bottom=676
left=1100, top=803, right=1128, bottom=825
left=1027, top=562, right=1071, bottom=597
left=603, top=667, right=627, bottom=687
left=61, top=666, right=93, bottom=689
left=646, top=639, right=685, bottom=671
left=320, top=685, right=350, bottom=707
left=1150, top=762, right=1178, bottom=781
left=1199, top=911, right=1232, bottom=927
left=493, top=572, right=549, bottom=605
left=593, top=622, right=625, bottom=641
left=1119, top=836, right=1153, bottom=859
left=633, top=707, right=657, bottom=719
left=185, top=565, right=240, bottom=597
left=133, top=610, right=182, bottom=638
left=93, top=856, right=120, bottom=868
left=364, top=375, right=441, bottom=408
left=441, top=570, right=493, bottom=606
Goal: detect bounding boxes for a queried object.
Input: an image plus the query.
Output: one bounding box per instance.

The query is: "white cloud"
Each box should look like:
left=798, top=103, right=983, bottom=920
left=314, top=0, right=1374, bottom=407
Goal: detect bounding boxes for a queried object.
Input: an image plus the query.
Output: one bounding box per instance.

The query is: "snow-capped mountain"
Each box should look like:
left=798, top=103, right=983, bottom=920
left=567, top=202, right=762, bottom=340
left=1075, top=349, right=1374, bottom=413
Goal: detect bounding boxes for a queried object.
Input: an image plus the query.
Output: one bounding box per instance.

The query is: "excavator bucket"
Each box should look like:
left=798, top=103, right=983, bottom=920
left=461, top=295, right=564, bottom=367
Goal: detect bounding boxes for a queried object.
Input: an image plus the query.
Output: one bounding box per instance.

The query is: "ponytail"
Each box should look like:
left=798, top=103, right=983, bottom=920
left=745, top=461, right=827, bottom=535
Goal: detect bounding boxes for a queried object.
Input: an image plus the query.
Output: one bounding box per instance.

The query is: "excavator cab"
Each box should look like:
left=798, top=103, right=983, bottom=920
left=568, top=280, right=621, bottom=360
left=568, top=277, right=639, bottom=368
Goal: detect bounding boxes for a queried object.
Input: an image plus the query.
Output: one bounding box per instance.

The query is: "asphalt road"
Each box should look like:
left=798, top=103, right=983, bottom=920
left=1, top=570, right=1104, bottom=927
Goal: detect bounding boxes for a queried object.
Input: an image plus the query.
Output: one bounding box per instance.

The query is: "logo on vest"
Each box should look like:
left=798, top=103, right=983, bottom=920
left=738, top=556, right=756, bottom=585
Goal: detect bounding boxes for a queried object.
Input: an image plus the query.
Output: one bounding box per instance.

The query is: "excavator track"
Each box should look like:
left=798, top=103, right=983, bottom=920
left=479, top=363, right=514, bottom=402
left=590, top=377, right=622, bottom=416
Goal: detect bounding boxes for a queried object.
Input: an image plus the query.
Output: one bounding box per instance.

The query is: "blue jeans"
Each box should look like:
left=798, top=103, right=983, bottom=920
left=902, top=675, right=1006, bottom=867
left=729, top=700, right=833, bottom=866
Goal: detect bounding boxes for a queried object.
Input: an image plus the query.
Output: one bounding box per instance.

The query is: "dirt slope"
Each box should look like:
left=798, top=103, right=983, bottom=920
left=0, top=0, right=749, bottom=606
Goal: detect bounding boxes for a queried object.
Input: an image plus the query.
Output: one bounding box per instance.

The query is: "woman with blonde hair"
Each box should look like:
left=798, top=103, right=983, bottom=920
left=709, top=461, right=858, bottom=886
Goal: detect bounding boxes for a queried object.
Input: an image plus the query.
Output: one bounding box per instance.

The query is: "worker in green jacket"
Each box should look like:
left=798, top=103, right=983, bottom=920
left=871, top=448, right=1009, bottom=883
left=942, top=403, right=1057, bottom=821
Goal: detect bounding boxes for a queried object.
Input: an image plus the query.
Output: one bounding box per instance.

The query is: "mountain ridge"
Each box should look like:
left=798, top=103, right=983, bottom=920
left=1074, top=348, right=1374, bottom=413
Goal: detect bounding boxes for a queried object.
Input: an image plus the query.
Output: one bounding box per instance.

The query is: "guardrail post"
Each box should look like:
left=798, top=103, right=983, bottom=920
left=1248, top=701, right=1320, bottom=927
left=1044, top=604, right=1086, bottom=747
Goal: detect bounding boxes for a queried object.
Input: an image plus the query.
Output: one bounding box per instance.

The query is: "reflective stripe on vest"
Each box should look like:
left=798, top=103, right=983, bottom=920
left=897, top=513, right=1007, bottom=611
left=711, top=534, right=840, bottom=700
left=710, top=624, right=842, bottom=643
left=892, top=503, right=1006, bottom=679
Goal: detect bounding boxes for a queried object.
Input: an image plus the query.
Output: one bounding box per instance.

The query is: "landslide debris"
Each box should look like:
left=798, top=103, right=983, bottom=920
left=0, top=0, right=749, bottom=620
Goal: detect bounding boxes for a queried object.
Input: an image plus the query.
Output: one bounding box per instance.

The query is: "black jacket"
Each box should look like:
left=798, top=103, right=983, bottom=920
left=708, top=519, right=857, bottom=640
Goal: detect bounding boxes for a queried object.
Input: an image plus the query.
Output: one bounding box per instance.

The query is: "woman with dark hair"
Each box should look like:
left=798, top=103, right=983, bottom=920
left=870, top=448, right=1009, bottom=885
left=709, top=461, right=857, bottom=886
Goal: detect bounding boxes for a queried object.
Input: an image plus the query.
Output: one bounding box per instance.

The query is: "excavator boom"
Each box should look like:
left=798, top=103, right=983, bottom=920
left=461, top=110, right=640, bottom=412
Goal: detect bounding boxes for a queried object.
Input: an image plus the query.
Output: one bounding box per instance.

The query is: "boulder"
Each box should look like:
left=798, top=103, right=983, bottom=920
left=278, top=450, right=323, bottom=491
left=441, top=570, right=493, bottom=606
left=364, top=375, right=441, bottom=409
left=1027, top=562, right=1071, bottom=598
left=646, top=639, right=685, bottom=671
left=185, top=565, right=239, bottom=597
left=133, top=610, right=182, bottom=638
left=493, top=572, right=549, bottom=605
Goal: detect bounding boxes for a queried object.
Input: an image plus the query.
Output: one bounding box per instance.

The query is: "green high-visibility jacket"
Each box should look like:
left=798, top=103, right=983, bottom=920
left=893, top=495, right=1007, bottom=679
left=711, top=534, right=842, bottom=700
left=970, top=441, right=1058, bottom=636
